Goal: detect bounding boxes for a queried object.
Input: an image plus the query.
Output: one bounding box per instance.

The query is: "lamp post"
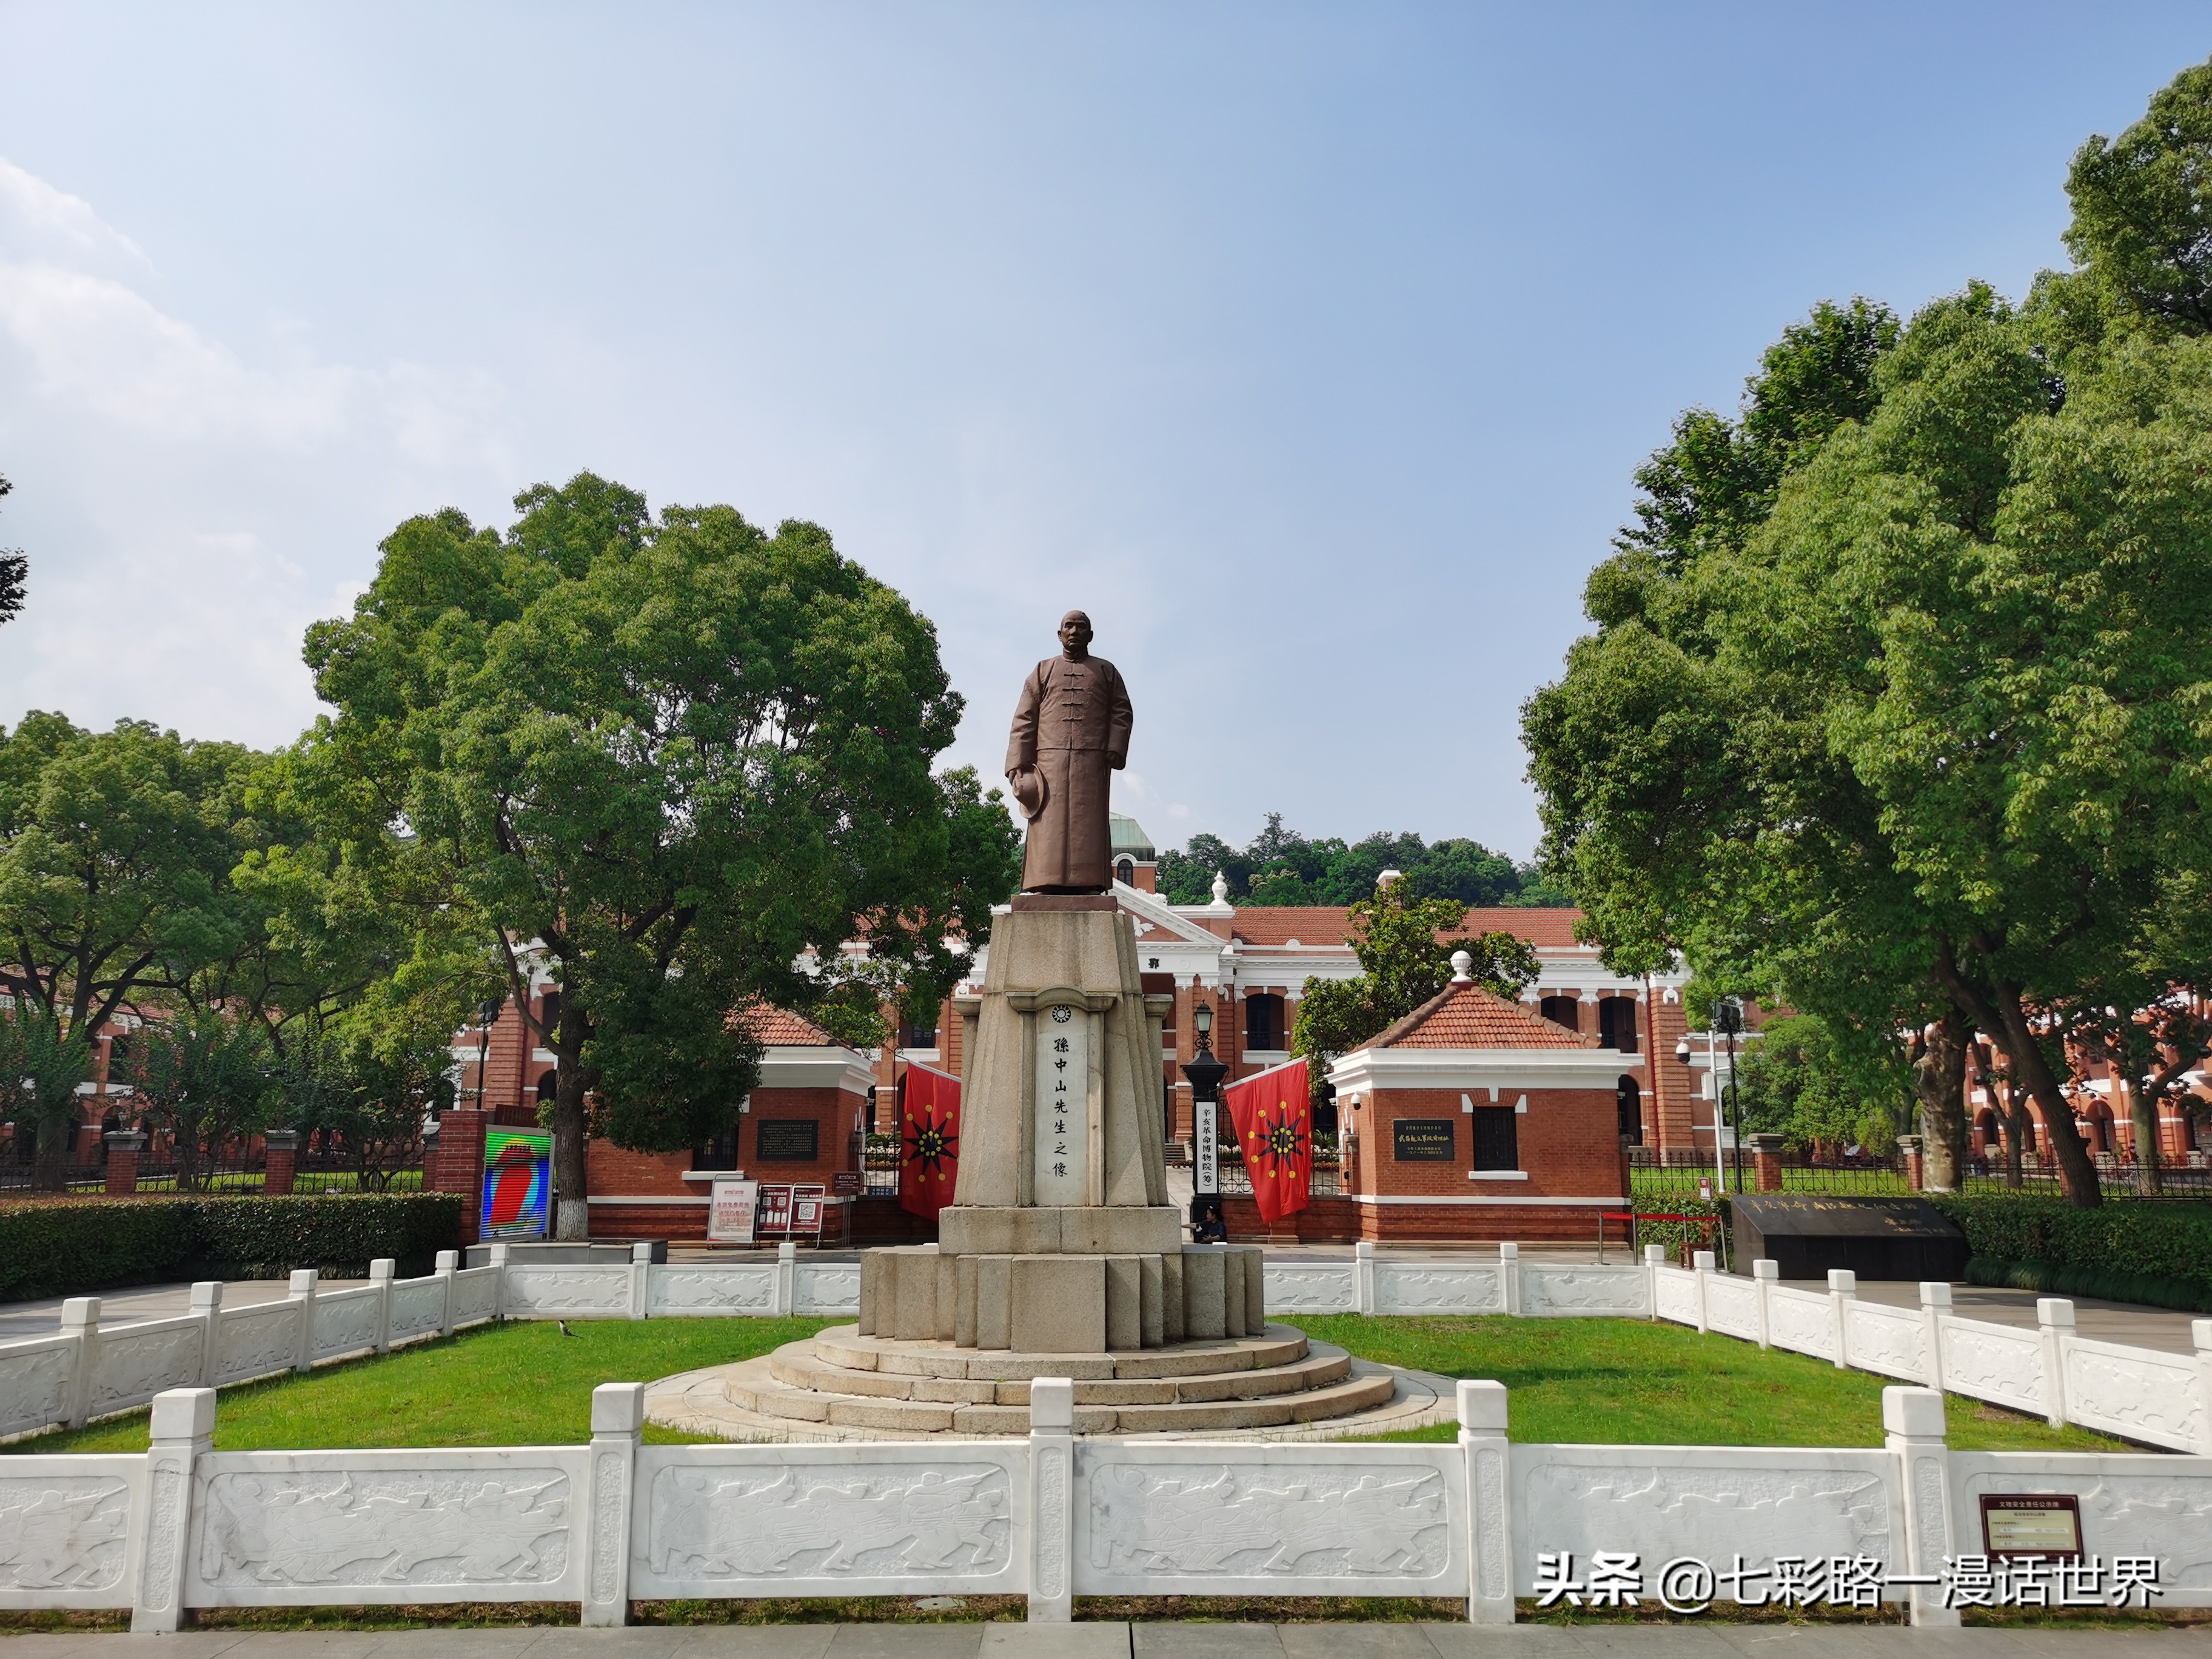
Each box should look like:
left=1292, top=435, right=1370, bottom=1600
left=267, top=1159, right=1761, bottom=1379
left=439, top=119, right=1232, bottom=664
left=1182, top=998, right=1228, bottom=1239
left=474, top=997, right=502, bottom=1111
left=1715, top=996, right=1745, bottom=1195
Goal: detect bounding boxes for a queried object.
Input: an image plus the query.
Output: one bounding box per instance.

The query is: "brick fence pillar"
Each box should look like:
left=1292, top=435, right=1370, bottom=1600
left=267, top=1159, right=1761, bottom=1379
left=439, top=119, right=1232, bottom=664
left=1749, top=1133, right=1786, bottom=1192
left=429, top=1109, right=488, bottom=1243
left=263, top=1129, right=298, bottom=1197
left=1897, top=1133, right=1925, bottom=1191
left=104, top=1130, right=146, bottom=1197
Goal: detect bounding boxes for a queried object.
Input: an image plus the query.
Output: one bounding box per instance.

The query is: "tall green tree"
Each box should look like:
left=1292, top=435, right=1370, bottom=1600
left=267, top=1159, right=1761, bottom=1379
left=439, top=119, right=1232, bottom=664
left=123, top=1013, right=278, bottom=1190
left=1291, top=879, right=1541, bottom=1083
left=0, top=714, right=262, bottom=1046
left=2060, top=58, right=2212, bottom=335
left=303, top=474, right=1017, bottom=1235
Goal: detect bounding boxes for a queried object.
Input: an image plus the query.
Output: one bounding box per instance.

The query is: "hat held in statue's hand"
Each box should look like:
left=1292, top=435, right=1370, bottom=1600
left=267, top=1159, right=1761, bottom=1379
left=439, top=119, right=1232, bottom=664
left=1010, top=765, right=1048, bottom=820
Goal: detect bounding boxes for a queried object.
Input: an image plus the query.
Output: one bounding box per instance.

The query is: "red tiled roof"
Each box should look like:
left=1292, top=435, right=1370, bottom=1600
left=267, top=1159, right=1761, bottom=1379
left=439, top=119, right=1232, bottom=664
left=1227, top=906, right=1586, bottom=950
left=732, top=1003, right=844, bottom=1047
left=1366, top=981, right=1597, bottom=1050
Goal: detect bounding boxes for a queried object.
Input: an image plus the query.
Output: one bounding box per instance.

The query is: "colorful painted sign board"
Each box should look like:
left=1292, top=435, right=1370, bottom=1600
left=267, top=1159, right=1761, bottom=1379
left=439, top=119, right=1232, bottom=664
left=480, top=1127, right=552, bottom=1241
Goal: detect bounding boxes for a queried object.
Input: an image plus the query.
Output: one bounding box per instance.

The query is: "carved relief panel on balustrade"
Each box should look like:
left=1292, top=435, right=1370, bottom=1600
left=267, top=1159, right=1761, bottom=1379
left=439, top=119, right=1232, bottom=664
left=794, top=1265, right=861, bottom=1315
left=1074, top=1446, right=1464, bottom=1597
left=1261, top=1264, right=1359, bottom=1314
left=311, top=1290, right=386, bottom=1362
left=186, top=1453, right=583, bottom=1605
left=2059, top=1341, right=2205, bottom=1453
left=1936, top=1318, right=2045, bottom=1415
left=1701, top=1276, right=1760, bottom=1341
left=647, top=1266, right=776, bottom=1317
left=1512, top=1447, right=1901, bottom=1598
left=1373, top=1265, right=1504, bottom=1316
left=387, top=1280, right=448, bottom=1342
left=0, top=1463, right=138, bottom=1607
left=0, top=1341, right=76, bottom=1440
left=215, top=1305, right=306, bottom=1387
left=1951, top=1456, right=2212, bottom=1600
left=1522, top=1265, right=1649, bottom=1317
left=85, top=1318, right=206, bottom=1418
left=1766, top=1287, right=1838, bottom=1359
left=1842, top=1304, right=1925, bottom=1380
left=628, top=1447, right=1023, bottom=1599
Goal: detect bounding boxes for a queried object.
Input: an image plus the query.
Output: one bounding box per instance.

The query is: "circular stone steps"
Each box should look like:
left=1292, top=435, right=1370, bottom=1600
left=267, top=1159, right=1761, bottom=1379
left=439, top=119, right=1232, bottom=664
left=644, top=1322, right=1460, bottom=1444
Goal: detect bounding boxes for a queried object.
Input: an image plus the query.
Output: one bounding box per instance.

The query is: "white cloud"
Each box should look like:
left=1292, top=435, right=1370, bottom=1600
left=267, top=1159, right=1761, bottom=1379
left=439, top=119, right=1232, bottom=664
left=0, top=156, right=518, bottom=750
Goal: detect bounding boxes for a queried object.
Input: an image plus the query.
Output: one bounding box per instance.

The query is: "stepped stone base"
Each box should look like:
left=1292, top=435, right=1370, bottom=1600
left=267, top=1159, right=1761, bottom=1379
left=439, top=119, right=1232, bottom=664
left=645, top=1322, right=1457, bottom=1443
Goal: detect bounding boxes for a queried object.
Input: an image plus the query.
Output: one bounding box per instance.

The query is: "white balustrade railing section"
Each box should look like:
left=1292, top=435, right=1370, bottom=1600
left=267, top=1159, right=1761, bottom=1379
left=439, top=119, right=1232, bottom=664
left=4, top=1238, right=2209, bottom=1459
left=5, top=1378, right=2208, bottom=1629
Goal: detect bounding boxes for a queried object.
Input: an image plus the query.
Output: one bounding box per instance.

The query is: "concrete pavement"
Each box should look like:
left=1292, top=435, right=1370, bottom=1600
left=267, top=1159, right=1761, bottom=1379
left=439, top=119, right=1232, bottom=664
left=0, top=1626, right=2204, bottom=1658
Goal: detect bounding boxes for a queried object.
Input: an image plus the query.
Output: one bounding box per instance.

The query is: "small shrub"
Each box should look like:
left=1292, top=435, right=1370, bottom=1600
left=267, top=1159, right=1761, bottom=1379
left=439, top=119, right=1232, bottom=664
left=0, top=1195, right=464, bottom=1301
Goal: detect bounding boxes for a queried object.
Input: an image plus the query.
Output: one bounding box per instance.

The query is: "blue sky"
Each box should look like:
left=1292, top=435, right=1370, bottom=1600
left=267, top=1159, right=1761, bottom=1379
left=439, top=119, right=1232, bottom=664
left=1, top=4, right=2206, bottom=860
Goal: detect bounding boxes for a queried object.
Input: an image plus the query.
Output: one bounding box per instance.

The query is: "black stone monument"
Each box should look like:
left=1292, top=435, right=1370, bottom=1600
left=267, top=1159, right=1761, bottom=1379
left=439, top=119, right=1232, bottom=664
left=1729, top=1194, right=1968, bottom=1282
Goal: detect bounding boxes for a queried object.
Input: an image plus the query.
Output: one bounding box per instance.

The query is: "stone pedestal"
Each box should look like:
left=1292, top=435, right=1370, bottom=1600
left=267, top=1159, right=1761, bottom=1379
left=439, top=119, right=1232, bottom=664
left=857, top=898, right=1219, bottom=1353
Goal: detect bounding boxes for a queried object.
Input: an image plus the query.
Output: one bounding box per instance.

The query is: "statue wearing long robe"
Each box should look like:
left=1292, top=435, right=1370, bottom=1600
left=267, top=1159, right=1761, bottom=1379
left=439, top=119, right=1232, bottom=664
left=1005, top=620, right=1133, bottom=893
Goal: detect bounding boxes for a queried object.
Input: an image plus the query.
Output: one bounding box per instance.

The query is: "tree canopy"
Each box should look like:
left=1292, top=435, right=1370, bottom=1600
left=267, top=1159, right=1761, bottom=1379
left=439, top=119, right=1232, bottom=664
left=1523, top=58, right=2212, bottom=1207
left=302, top=472, right=1021, bottom=1233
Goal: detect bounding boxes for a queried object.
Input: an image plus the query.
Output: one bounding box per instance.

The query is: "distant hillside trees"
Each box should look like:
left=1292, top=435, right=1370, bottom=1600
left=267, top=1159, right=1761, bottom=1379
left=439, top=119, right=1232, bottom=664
left=1155, top=814, right=1570, bottom=908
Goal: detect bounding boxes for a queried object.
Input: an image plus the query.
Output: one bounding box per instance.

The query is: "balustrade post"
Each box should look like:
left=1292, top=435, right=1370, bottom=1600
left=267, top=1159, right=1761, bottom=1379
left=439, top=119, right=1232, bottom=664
left=2193, top=1320, right=2212, bottom=1456
left=581, top=1382, right=643, bottom=1626
left=1499, top=1241, right=1523, bottom=1317
left=1827, top=1269, right=1856, bottom=1370
left=435, top=1248, right=458, bottom=1337
left=1919, top=1281, right=1950, bottom=1393
left=1354, top=1238, right=1376, bottom=1314
left=60, top=1297, right=98, bottom=1428
left=1883, top=1386, right=1958, bottom=1628
left=1643, top=1244, right=1664, bottom=1322
left=190, top=1282, right=222, bottom=1387
left=1458, top=1379, right=1513, bottom=1623
left=370, top=1258, right=395, bottom=1354
left=1027, top=1376, right=1074, bottom=1622
left=775, top=1239, right=797, bottom=1316
left=1692, top=1249, right=1714, bottom=1335
left=489, top=1242, right=511, bottom=1320
left=2037, top=1298, right=2074, bottom=1430
left=289, top=1269, right=319, bottom=1374
left=629, top=1241, right=652, bottom=1320
left=1751, top=1258, right=1777, bottom=1350
left=132, top=1388, right=215, bottom=1633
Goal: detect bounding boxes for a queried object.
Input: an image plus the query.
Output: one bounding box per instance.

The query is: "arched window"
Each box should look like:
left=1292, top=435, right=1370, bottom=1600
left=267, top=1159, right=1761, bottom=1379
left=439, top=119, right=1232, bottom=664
left=1116, top=858, right=1134, bottom=885
left=535, top=1071, right=557, bottom=1106
left=1244, top=994, right=1285, bottom=1051
left=1973, top=1108, right=2000, bottom=1149
left=1616, top=1076, right=1643, bottom=1146
left=1539, top=996, right=1580, bottom=1032
left=1596, top=997, right=1640, bottom=1052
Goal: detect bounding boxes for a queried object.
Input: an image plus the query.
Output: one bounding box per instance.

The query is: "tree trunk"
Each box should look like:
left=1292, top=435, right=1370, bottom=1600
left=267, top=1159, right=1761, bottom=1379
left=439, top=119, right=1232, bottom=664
left=551, top=1010, right=592, bottom=1241
left=2128, top=1076, right=2164, bottom=1196
left=2002, top=1083, right=2028, bottom=1188
left=1914, top=1010, right=1969, bottom=1192
left=1933, top=950, right=2100, bottom=1205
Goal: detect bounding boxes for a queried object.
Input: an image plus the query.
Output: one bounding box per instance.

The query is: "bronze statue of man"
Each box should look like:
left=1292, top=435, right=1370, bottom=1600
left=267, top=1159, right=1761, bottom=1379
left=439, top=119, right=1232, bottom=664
left=1005, top=611, right=1133, bottom=893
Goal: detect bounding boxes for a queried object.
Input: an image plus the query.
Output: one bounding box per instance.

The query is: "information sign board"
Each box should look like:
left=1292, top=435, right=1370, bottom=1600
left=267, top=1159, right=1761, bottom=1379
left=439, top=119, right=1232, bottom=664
left=706, top=1178, right=758, bottom=1243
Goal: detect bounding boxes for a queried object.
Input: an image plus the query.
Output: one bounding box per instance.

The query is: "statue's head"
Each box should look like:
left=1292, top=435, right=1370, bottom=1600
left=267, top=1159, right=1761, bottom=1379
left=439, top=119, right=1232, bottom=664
left=1057, top=611, right=1093, bottom=658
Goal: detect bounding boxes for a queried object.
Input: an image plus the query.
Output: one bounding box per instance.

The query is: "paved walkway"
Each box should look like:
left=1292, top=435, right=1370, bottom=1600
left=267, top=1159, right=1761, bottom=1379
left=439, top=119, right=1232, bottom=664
left=0, top=1626, right=2197, bottom=1658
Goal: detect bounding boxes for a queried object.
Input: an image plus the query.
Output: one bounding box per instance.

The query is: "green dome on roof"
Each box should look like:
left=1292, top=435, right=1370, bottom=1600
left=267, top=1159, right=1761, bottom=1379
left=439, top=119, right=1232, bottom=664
left=1109, top=814, right=1155, bottom=859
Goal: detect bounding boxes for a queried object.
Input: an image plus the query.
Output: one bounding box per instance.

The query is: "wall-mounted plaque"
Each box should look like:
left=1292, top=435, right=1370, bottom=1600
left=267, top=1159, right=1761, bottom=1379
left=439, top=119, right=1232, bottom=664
left=756, top=1118, right=820, bottom=1162
left=1979, top=1493, right=2082, bottom=1559
left=1392, top=1118, right=1456, bottom=1162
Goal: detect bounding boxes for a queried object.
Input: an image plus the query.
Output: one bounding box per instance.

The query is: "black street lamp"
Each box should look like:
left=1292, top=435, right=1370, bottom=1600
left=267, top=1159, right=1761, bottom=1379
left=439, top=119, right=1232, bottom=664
left=474, top=997, right=502, bottom=1109
left=1715, top=996, right=1745, bottom=1194
left=1181, top=999, right=1228, bottom=1239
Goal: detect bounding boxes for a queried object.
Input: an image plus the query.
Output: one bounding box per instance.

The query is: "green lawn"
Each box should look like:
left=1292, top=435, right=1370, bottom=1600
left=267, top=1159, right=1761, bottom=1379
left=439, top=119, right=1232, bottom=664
left=7, top=1317, right=834, bottom=1455
left=1301, top=1313, right=2125, bottom=1452
left=5, top=1309, right=2122, bottom=1456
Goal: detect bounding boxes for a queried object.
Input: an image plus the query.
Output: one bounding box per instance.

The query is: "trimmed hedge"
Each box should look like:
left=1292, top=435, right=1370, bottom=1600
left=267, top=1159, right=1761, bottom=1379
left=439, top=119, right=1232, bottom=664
left=1963, top=1255, right=2212, bottom=1316
left=0, top=1195, right=464, bottom=1302
left=1928, top=1193, right=2212, bottom=1301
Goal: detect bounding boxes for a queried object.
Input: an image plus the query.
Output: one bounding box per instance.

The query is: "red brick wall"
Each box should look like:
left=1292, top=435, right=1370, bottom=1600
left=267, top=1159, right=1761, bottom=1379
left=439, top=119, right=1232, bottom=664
left=745, top=1084, right=863, bottom=1188
left=1353, top=1084, right=1623, bottom=1199
left=1221, top=1193, right=1627, bottom=1245
left=586, top=1141, right=692, bottom=1196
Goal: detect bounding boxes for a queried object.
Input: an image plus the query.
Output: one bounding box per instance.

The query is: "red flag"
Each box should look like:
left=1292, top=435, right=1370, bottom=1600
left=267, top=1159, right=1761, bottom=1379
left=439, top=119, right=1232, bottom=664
left=899, top=1063, right=962, bottom=1220
left=1222, top=1057, right=1312, bottom=1226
